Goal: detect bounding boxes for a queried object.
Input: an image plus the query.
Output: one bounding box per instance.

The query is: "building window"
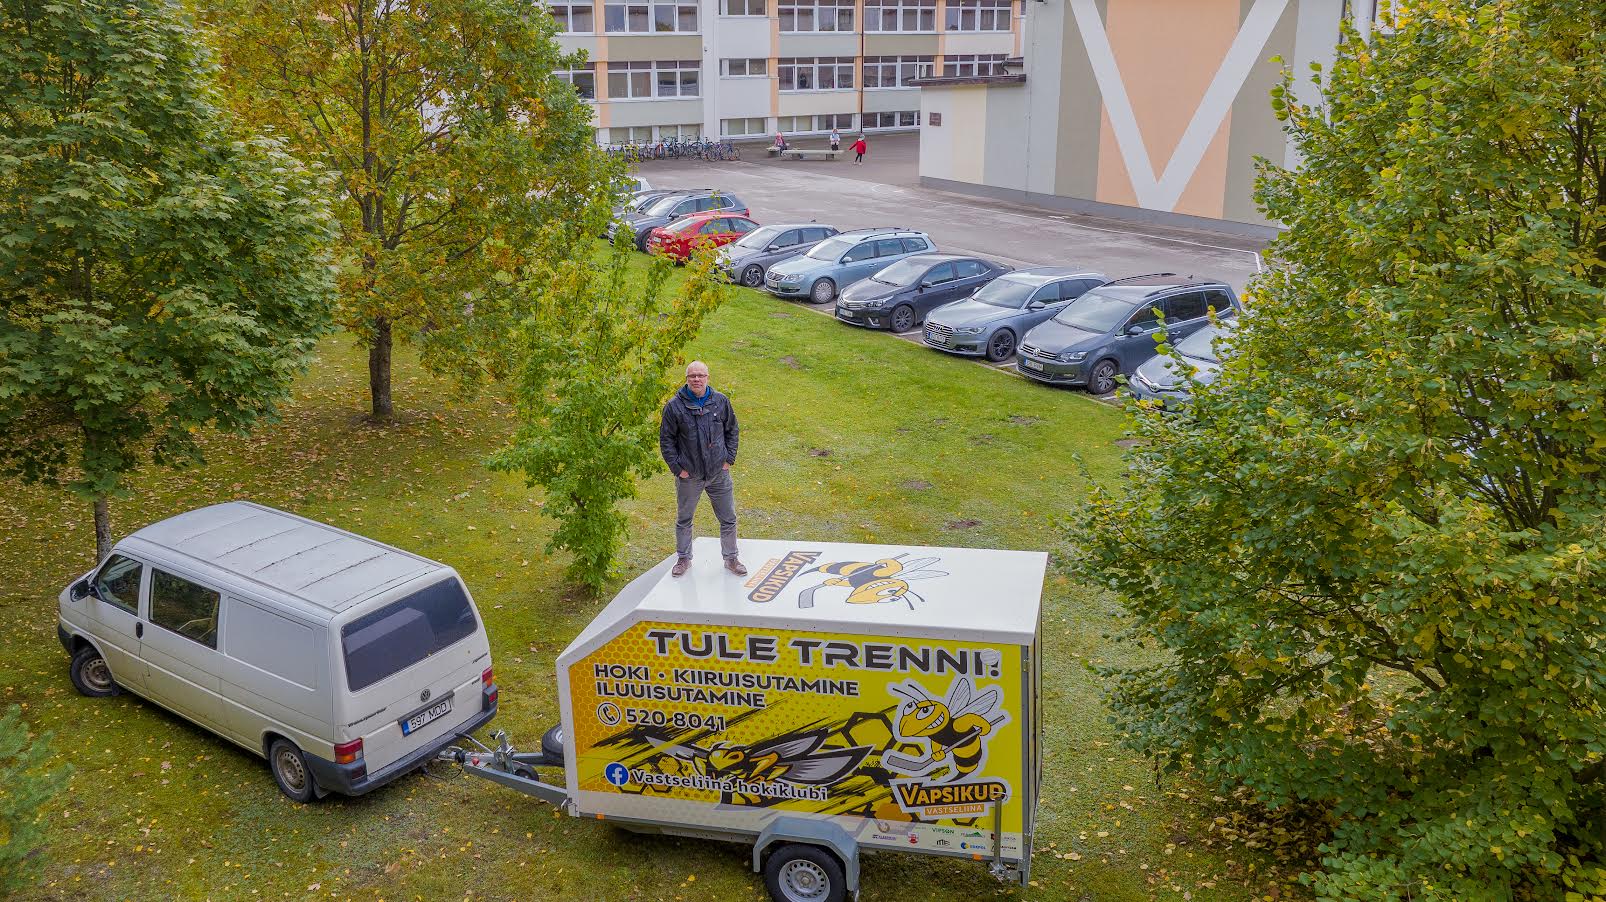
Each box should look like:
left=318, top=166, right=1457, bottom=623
left=778, top=57, right=855, bottom=91
left=722, top=117, right=769, bottom=137
left=863, top=110, right=918, bottom=129
left=941, top=53, right=1007, bottom=77
left=658, top=123, right=702, bottom=138
left=722, top=58, right=770, bottom=77
left=722, top=0, right=767, bottom=13
left=778, top=0, right=853, bottom=32
left=608, top=126, right=654, bottom=143
left=862, top=55, right=933, bottom=88
left=864, top=0, right=935, bottom=31
left=944, top=0, right=1010, bottom=31
left=606, top=60, right=699, bottom=99
left=556, top=64, right=597, bottom=99
left=603, top=0, right=697, bottom=32
left=550, top=1, right=595, bottom=32
left=776, top=113, right=857, bottom=134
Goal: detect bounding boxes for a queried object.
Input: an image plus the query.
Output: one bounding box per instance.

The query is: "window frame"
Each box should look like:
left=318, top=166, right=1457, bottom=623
left=944, top=0, right=1011, bottom=31
left=549, top=0, right=596, bottom=32
left=602, top=0, right=698, bottom=33
left=863, top=0, right=936, bottom=32
left=778, top=57, right=856, bottom=92
left=92, top=553, right=144, bottom=616
left=149, top=568, right=222, bottom=650
left=777, top=0, right=854, bottom=32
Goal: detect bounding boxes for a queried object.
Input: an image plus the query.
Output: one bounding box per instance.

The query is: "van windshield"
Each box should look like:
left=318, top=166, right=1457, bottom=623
left=341, top=579, right=478, bottom=692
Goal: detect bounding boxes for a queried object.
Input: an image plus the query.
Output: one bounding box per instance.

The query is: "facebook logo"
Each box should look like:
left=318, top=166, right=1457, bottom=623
left=604, top=763, right=630, bottom=786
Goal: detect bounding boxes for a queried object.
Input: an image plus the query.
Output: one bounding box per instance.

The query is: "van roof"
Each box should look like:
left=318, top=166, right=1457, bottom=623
left=121, top=501, right=446, bottom=615
left=564, top=537, right=1046, bottom=654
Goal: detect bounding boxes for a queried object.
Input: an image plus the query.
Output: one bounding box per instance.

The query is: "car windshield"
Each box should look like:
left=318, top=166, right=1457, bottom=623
left=807, top=236, right=857, bottom=261
left=627, top=193, right=663, bottom=212
left=734, top=226, right=782, bottom=250
left=1051, top=290, right=1136, bottom=332
left=1176, top=324, right=1230, bottom=362
left=870, top=259, right=928, bottom=286
left=643, top=194, right=688, bottom=216
left=969, top=277, right=1037, bottom=308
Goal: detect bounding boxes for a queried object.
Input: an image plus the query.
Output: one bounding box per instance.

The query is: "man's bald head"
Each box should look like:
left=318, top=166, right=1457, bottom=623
left=684, top=361, right=710, bottom=396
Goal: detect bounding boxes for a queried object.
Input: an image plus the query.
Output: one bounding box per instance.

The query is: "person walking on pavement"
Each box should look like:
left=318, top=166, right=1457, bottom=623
left=660, top=361, right=746, bottom=577
left=852, top=134, right=867, bottom=165
left=830, top=128, right=841, bottom=152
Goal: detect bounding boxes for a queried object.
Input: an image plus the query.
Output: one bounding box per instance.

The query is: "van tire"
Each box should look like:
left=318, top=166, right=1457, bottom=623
left=541, top=723, right=565, bottom=766
left=70, top=645, right=122, bottom=697
left=269, top=738, right=318, bottom=804
left=763, top=843, right=846, bottom=902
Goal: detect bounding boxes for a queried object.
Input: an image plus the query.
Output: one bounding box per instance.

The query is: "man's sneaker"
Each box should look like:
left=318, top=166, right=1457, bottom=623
left=725, top=558, right=748, bottom=576
left=672, top=558, right=692, bottom=577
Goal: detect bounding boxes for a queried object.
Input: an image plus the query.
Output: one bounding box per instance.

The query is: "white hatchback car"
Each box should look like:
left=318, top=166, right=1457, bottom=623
left=56, top=501, right=498, bottom=802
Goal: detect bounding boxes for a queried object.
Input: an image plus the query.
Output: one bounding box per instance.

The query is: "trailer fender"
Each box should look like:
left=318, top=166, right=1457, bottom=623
left=752, top=818, right=859, bottom=896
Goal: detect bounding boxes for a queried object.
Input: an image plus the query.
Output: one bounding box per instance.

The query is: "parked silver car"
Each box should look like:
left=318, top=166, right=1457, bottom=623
left=921, top=266, right=1106, bottom=362
left=716, top=223, right=840, bottom=287
left=764, top=228, right=936, bottom=304
left=1127, top=319, right=1237, bottom=409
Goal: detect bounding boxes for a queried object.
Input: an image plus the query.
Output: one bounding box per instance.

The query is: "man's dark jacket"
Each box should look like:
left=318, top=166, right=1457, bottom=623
left=660, top=388, right=739, bottom=480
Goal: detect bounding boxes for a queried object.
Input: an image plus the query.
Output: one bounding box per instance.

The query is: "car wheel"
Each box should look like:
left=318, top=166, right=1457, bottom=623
left=985, top=329, right=1017, bottom=362
left=269, top=737, right=319, bottom=804
left=763, top=843, right=846, bottom=902
left=635, top=231, right=651, bottom=252
left=809, top=279, right=837, bottom=304
left=541, top=723, right=566, bottom=766
left=1088, top=359, right=1119, bottom=395
left=890, top=304, right=916, bottom=333
left=69, top=645, right=121, bottom=698
left=742, top=265, right=765, bottom=288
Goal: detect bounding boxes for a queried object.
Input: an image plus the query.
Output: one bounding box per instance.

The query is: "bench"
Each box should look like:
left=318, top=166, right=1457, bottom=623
left=781, top=148, right=843, bottom=162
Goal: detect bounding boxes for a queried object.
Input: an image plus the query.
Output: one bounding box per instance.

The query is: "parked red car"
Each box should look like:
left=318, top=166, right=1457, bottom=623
left=647, top=211, right=761, bottom=263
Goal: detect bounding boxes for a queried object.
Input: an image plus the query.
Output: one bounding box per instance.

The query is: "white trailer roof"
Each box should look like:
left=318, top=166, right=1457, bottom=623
left=569, top=537, right=1045, bottom=650
left=120, top=501, right=443, bottom=613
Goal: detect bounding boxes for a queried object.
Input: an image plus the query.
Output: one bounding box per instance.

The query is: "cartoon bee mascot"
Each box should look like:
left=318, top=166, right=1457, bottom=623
left=795, top=554, right=948, bottom=610
left=883, top=677, right=1007, bottom=783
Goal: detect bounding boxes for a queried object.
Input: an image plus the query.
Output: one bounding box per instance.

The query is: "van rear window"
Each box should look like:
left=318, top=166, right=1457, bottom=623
left=341, top=579, right=478, bottom=692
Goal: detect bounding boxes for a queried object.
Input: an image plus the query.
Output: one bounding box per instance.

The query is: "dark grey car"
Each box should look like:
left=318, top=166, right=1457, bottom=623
left=618, top=189, right=748, bottom=251
left=834, top=254, right=1010, bottom=332
left=606, top=189, right=678, bottom=238
left=1016, top=274, right=1240, bottom=394
left=922, top=266, right=1107, bottom=362
left=716, top=223, right=840, bottom=288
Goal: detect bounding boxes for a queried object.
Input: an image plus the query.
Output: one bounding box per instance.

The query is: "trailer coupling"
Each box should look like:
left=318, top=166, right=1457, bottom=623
left=437, top=730, right=572, bottom=810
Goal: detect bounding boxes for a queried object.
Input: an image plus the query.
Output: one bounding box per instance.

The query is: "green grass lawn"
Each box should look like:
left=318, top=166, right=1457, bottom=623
left=0, top=281, right=1305, bottom=901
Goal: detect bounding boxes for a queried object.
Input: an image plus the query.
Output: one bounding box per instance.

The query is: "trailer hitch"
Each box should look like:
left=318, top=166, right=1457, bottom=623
left=437, top=730, right=571, bottom=809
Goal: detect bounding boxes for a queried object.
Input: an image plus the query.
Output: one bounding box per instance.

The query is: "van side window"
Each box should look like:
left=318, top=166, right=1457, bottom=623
left=151, top=569, right=221, bottom=649
left=342, top=579, right=478, bottom=692
left=225, top=600, right=319, bottom=690
left=94, top=554, right=143, bottom=615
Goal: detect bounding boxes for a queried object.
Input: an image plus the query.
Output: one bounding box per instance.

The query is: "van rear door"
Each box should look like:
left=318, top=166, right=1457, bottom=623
left=338, top=578, right=488, bottom=774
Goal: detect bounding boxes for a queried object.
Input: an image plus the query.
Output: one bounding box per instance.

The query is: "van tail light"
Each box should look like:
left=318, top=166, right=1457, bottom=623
left=482, top=666, right=494, bottom=686
left=334, top=738, right=364, bottom=766
left=482, top=666, right=498, bottom=709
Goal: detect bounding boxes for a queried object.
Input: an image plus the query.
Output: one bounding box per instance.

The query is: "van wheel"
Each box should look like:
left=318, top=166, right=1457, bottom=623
left=269, top=738, right=318, bottom=804
left=763, top=843, right=846, bottom=902
left=69, top=645, right=121, bottom=697
left=541, top=723, right=566, bottom=766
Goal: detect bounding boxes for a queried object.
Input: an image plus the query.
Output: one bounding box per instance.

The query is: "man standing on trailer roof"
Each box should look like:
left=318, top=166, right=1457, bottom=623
left=660, top=361, right=746, bottom=578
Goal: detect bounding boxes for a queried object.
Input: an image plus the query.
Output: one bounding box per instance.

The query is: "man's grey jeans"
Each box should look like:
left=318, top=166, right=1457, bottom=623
left=676, top=469, right=738, bottom=561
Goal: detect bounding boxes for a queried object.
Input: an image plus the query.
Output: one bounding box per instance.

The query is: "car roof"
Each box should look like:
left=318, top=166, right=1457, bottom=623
left=995, top=266, right=1102, bottom=285
left=761, top=223, right=838, bottom=231
left=119, top=501, right=447, bottom=616
left=900, top=253, right=980, bottom=265
left=1102, top=272, right=1230, bottom=293
left=668, top=210, right=754, bottom=224
left=831, top=228, right=929, bottom=242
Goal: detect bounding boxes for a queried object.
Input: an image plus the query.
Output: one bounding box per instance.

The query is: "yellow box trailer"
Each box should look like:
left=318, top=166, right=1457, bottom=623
left=442, top=536, right=1046, bottom=902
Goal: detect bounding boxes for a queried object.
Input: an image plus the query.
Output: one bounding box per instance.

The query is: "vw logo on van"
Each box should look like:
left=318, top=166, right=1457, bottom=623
left=420, top=688, right=431, bottom=703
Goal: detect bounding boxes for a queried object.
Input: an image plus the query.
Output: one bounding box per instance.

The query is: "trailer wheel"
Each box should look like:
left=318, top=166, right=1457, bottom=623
left=541, top=723, right=565, bottom=766
left=763, top=843, right=845, bottom=902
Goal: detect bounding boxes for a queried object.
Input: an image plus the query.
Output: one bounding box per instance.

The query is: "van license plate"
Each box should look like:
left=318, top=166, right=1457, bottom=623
left=401, top=697, right=452, bottom=735
left=1022, top=358, right=1045, bottom=371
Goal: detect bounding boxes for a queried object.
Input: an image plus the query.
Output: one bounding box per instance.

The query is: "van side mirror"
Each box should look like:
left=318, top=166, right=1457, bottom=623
left=70, top=579, right=90, bottom=601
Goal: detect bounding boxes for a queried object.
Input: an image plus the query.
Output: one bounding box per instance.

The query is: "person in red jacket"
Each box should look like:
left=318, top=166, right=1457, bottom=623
left=852, top=134, right=867, bottom=165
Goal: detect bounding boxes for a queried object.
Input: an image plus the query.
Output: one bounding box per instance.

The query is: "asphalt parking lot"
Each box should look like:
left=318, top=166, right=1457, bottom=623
left=630, top=133, right=1268, bottom=391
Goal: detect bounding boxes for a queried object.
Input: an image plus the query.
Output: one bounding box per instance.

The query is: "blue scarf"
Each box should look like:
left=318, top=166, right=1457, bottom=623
left=679, top=384, right=712, bottom=409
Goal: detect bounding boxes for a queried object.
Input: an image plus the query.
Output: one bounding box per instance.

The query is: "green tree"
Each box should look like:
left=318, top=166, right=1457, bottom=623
left=0, top=0, right=337, bottom=562
left=0, top=705, right=71, bottom=893
left=1069, top=2, right=1606, bottom=898
left=489, top=225, right=728, bottom=594
left=208, top=0, right=608, bottom=420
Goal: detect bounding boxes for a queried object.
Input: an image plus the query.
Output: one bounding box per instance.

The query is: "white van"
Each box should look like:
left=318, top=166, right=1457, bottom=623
left=55, top=501, right=498, bottom=802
